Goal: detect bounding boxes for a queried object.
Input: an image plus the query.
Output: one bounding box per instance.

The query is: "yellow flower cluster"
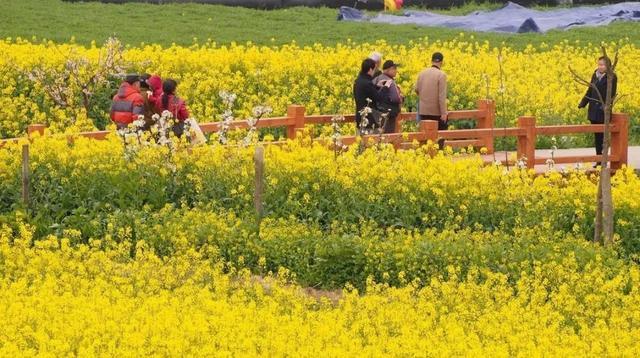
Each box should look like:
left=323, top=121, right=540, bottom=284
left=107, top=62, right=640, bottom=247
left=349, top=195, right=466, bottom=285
left=1, top=135, right=639, bottom=250
left=1, top=37, right=638, bottom=138
left=2, top=224, right=640, bottom=356
left=2, top=133, right=640, bottom=354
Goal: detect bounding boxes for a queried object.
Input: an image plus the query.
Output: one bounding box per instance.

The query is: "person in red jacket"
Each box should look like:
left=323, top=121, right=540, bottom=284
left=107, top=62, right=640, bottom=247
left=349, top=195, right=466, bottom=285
left=155, top=79, right=190, bottom=137
left=110, top=74, right=145, bottom=129
left=139, top=74, right=163, bottom=129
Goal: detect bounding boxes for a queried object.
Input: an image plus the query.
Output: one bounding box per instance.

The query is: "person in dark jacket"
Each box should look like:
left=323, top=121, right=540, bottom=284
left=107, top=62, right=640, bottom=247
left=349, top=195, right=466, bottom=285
left=155, top=79, right=190, bottom=137
left=374, top=60, right=404, bottom=133
left=578, top=56, right=618, bottom=159
left=110, top=74, right=145, bottom=129
left=354, top=58, right=387, bottom=134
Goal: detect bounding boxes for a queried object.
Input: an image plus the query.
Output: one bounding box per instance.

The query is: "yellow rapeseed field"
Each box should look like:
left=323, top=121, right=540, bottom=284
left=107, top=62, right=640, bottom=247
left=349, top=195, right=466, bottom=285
left=1, top=37, right=638, bottom=138
left=1, top=225, right=640, bottom=356
left=2, top=36, right=640, bottom=356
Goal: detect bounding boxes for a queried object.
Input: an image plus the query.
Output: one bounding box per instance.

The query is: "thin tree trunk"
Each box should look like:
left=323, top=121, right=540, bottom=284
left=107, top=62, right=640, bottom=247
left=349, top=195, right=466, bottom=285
left=21, top=145, right=30, bottom=208
left=594, top=180, right=603, bottom=243
left=601, top=167, right=614, bottom=244
left=601, top=91, right=614, bottom=245
left=253, top=146, right=265, bottom=221
left=569, top=48, right=618, bottom=245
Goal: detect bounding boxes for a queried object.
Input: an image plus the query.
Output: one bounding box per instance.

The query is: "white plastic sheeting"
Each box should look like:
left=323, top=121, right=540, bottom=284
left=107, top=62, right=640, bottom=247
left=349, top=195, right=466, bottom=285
left=338, top=2, right=640, bottom=33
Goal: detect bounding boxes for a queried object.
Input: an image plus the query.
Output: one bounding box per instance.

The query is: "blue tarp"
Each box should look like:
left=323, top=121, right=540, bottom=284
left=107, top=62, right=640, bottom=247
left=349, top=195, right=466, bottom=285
left=338, top=2, right=640, bottom=33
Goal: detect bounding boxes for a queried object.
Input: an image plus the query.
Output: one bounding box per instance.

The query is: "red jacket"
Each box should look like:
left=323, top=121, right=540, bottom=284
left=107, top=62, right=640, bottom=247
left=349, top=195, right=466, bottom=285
left=147, top=75, right=163, bottom=105
left=110, top=82, right=145, bottom=125
left=155, top=94, right=190, bottom=121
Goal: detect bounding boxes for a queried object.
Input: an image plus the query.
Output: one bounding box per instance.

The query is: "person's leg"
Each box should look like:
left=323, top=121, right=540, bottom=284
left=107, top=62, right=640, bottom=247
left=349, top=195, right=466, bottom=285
left=383, top=112, right=398, bottom=134
left=594, top=132, right=604, bottom=167
left=594, top=132, right=603, bottom=155
left=437, top=117, right=448, bottom=150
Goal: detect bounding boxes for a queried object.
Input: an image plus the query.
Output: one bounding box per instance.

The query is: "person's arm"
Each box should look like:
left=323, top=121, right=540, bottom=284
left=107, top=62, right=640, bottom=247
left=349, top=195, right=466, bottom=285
left=389, top=82, right=401, bottom=104
left=131, top=95, right=145, bottom=122
left=579, top=73, right=595, bottom=108
left=415, top=74, right=421, bottom=95
left=109, top=97, right=117, bottom=121
left=367, top=81, right=382, bottom=105
left=578, top=88, right=590, bottom=108
left=178, top=100, right=190, bottom=120
left=438, top=73, right=448, bottom=119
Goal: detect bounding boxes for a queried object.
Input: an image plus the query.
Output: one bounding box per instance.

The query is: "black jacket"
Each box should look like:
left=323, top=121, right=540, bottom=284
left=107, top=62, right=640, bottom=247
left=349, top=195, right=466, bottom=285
left=579, top=71, right=617, bottom=124
left=373, top=73, right=402, bottom=115
left=353, top=72, right=382, bottom=127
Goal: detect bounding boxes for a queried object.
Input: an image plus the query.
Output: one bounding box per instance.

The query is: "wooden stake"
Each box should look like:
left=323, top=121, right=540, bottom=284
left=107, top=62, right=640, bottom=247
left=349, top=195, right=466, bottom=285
left=253, top=146, right=265, bottom=219
left=21, top=144, right=29, bottom=207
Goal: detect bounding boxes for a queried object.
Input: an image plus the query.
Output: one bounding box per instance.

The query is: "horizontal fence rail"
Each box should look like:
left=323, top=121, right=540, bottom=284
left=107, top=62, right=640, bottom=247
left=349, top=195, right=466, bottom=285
left=0, top=99, right=630, bottom=169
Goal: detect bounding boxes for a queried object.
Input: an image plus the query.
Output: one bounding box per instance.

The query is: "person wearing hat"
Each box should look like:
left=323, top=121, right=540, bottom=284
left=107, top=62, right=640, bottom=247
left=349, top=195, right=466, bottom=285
left=374, top=60, right=404, bottom=133
left=369, top=51, right=383, bottom=78
left=110, top=74, right=145, bottom=130
left=415, top=52, right=448, bottom=149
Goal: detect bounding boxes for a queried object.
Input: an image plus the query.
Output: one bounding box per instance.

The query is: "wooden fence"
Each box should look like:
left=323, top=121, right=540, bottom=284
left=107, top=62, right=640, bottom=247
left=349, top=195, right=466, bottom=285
left=0, top=99, right=630, bottom=169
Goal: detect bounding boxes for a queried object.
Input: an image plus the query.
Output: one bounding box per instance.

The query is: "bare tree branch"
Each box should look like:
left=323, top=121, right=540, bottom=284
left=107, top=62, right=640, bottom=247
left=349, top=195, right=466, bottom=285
left=613, top=93, right=627, bottom=106
left=568, top=65, right=605, bottom=105
left=570, top=45, right=621, bottom=245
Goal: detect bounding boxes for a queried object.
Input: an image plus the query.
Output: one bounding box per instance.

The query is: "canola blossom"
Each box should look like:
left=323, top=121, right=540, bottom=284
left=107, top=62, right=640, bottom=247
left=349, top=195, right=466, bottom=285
left=1, top=132, right=640, bottom=354
left=1, top=224, right=640, bottom=356
left=1, top=38, right=639, bottom=142
left=1, top=134, right=639, bottom=259
left=2, top=49, right=640, bottom=353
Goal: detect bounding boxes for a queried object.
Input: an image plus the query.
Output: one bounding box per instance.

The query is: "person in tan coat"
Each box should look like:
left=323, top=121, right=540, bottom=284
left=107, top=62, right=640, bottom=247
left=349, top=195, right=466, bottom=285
left=415, top=52, right=448, bottom=149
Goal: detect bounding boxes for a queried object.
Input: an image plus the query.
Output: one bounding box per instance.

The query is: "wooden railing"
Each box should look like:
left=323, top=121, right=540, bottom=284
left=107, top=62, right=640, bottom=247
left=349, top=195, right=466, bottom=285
left=0, top=99, right=630, bottom=169
left=518, top=114, right=629, bottom=170
left=0, top=99, right=494, bottom=149
left=194, top=99, right=496, bottom=152
left=427, top=114, right=629, bottom=169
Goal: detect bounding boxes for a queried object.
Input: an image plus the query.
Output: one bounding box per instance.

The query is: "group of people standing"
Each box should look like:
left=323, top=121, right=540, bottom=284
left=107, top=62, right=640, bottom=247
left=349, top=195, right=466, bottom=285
left=111, top=55, right=616, bottom=158
left=354, top=52, right=617, bottom=157
left=353, top=51, right=449, bottom=148
left=110, top=74, right=191, bottom=136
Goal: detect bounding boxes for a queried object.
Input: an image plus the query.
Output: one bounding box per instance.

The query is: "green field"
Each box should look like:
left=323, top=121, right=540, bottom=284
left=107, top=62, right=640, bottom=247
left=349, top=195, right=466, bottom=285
left=2, top=0, right=640, bottom=48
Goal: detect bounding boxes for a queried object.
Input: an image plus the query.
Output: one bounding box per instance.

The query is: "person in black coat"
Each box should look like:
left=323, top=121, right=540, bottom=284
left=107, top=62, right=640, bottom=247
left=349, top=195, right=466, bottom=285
left=354, top=58, right=386, bottom=133
left=578, top=56, right=618, bottom=156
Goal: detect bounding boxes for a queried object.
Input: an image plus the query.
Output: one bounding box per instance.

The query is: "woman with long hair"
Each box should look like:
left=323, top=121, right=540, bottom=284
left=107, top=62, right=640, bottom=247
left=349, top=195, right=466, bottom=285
left=155, top=79, right=190, bottom=136
left=578, top=56, right=618, bottom=166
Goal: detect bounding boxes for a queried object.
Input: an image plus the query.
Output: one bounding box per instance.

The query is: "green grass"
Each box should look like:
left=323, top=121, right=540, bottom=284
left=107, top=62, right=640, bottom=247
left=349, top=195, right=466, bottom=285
left=1, top=0, right=640, bottom=48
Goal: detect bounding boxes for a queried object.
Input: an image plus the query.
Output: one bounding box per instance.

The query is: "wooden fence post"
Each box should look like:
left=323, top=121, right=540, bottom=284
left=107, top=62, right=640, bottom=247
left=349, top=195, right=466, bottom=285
left=517, top=116, right=536, bottom=169
left=27, top=124, right=46, bottom=138
left=21, top=144, right=30, bottom=207
left=286, top=105, right=306, bottom=140
left=394, top=114, right=403, bottom=133
left=610, top=113, right=629, bottom=170
left=477, top=99, right=496, bottom=154
left=419, top=119, right=439, bottom=155
left=253, top=146, right=265, bottom=219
